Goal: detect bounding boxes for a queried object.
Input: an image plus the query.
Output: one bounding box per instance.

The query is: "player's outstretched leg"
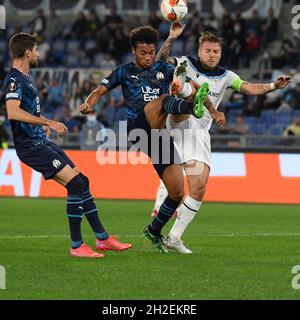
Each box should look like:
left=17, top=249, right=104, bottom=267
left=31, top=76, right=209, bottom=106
left=193, top=82, right=210, bottom=118
left=170, top=59, right=188, bottom=96
left=166, top=161, right=210, bottom=254
left=151, top=180, right=177, bottom=218
left=65, top=174, right=104, bottom=258
left=79, top=173, right=132, bottom=252
left=144, top=165, right=184, bottom=254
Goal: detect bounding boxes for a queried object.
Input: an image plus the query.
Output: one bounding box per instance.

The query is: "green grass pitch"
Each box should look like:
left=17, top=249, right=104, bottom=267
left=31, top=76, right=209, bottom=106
left=0, top=197, right=300, bottom=300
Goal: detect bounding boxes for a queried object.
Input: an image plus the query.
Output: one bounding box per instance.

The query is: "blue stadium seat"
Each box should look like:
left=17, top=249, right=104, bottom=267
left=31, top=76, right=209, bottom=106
left=66, top=40, right=80, bottom=53
left=244, top=116, right=257, bottom=125
left=293, top=110, right=300, bottom=117
left=249, top=123, right=267, bottom=135
left=228, top=109, right=242, bottom=117
left=268, top=124, right=286, bottom=135
left=65, top=55, right=78, bottom=67
left=53, top=40, right=65, bottom=52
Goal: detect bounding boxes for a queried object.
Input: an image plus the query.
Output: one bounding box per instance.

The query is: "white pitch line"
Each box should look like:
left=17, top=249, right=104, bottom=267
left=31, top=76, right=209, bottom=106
left=0, top=233, right=299, bottom=240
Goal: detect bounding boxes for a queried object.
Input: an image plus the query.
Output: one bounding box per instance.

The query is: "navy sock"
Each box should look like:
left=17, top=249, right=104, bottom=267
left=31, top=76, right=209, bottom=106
left=79, top=173, right=108, bottom=240
left=66, top=175, right=84, bottom=249
left=162, top=95, right=193, bottom=115
left=150, top=196, right=181, bottom=235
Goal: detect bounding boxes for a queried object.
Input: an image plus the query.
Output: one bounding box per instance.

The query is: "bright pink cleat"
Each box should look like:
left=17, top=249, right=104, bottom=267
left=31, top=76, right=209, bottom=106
left=96, top=236, right=132, bottom=252
left=69, top=243, right=104, bottom=258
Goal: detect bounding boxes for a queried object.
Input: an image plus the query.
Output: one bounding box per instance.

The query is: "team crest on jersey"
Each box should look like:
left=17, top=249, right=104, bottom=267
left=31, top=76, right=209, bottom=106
left=8, top=82, right=16, bottom=92
left=156, top=72, right=164, bottom=80
left=52, top=159, right=62, bottom=169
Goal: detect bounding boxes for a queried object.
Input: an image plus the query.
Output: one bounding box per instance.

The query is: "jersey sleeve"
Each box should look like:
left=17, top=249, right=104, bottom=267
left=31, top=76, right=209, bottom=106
left=100, top=65, right=123, bottom=90
left=226, top=70, right=245, bottom=92
left=5, top=77, right=22, bottom=102
left=164, top=63, right=176, bottom=83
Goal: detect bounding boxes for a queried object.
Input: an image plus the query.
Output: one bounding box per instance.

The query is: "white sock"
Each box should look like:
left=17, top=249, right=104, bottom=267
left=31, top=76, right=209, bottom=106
left=153, top=180, right=168, bottom=211
left=169, top=196, right=202, bottom=241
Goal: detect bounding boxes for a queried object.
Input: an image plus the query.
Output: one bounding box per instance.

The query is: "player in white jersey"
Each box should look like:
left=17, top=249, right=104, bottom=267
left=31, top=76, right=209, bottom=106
left=153, top=25, right=291, bottom=254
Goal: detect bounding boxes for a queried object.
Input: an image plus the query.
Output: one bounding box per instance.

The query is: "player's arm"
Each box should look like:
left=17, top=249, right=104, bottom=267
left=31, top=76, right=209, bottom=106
left=156, top=22, right=185, bottom=64
left=240, top=75, right=291, bottom=96
left=204, top=96, right=225, bottom=126
left=6, top=100, right=68, bottom=137
left=79, top=85, right=109, bottom=114
left=79, top=65, right=124, bottom=114
left=41, top=115, right=51, bottom=137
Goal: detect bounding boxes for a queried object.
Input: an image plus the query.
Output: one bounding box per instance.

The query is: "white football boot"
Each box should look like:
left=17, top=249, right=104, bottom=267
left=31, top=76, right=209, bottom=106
left=164, top=236, right=192, bottom=254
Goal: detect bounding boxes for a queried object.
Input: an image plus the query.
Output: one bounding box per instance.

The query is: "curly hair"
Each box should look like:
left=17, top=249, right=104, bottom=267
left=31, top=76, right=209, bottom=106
left=129, top=26, right=160, bottom=48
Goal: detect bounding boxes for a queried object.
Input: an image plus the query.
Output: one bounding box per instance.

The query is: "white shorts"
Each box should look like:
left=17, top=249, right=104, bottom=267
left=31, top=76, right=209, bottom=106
left=166, top=116, right=212, bottom=168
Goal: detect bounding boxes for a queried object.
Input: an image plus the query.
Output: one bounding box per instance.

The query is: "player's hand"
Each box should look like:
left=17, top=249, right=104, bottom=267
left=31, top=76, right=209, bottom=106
left=169, top=22, right=185, bottom=39
left=47, top=120, right=68, bottom=137
left=79, top=103, right=93, bottom=114
left=211, top=110, right=226, bottom=126
left=42, top=125, right=51, bottom=137
left=274, top=75, right=292, bottom=89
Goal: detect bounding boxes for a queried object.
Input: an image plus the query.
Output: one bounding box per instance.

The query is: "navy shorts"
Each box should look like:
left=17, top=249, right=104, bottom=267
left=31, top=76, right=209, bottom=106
left=127, top=110, right=182, bottom=178
left=17, top=141, right=75, bottom=180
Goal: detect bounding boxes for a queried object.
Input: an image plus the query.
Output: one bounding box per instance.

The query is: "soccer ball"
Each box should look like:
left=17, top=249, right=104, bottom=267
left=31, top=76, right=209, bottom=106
left=161, top=0, right=188, bottom=22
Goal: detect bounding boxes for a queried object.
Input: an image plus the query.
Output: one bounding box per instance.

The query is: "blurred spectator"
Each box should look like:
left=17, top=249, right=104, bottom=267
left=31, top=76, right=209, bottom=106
left=244, top=31, right=260, bottom=67
left=86, top=10, right=102, bottom=37
left=104, top=6, right=123, bottom=27
left=60, top=107, right=80, bottom=133
left=45, top=79, right=66, bottom=118
left=100, top=54, right=117, bottom=69
left=229, top=114, right=250, bottom=135
left=147, top=11, right=162, bottom=30
left=276, top=98, right=292, bottom=113
left=45, top=9, right=63, bottom=40
left=264, top=8, right=278, bottom=42
left=37, top=35, right=50, bottom=65
left=283, top=117, right=300, bottom=136
left=284, top=82, right=300, bottom=110
left=28, top=9, right=47, bottom=35
left=245, top=9, right=262, bottom=35
left=80, top=112, right=106, bottom=150
left=71, top=11, right=87, bottom=39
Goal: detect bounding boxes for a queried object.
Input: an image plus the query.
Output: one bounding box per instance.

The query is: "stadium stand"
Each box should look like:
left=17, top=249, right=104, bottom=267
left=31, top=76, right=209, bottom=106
left=0, top=0, right=299, bottom=150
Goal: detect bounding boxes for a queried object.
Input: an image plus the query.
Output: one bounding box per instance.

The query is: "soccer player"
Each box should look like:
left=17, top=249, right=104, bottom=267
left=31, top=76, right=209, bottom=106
left=79, top=26, right=211, bottom=253
left=153, top=26, right=292, bottom=254
left=5, top=33, right=132, bottom=258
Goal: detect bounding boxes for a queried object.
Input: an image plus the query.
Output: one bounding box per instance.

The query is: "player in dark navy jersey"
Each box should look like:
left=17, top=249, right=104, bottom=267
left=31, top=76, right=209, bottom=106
left=5, top=33, right=132, bottom=257
left=79, top=25, right=209, bottom=253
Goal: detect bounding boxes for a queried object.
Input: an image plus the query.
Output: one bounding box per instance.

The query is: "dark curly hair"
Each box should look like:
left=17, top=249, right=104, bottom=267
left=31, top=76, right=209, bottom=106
left=129, top=26, right=160, bottom=48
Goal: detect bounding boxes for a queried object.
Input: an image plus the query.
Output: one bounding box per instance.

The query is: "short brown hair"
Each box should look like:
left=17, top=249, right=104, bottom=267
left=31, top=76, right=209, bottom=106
left=199, top=31, right=223, bottom=47
left=129, top=26, right=159, bottom=48
left=9, top=33, right=38, bottom=58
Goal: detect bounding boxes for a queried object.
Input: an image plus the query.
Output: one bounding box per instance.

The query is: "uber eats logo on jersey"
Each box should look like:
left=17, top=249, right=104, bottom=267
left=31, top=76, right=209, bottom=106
left=142, top=86, right=160, bottom=102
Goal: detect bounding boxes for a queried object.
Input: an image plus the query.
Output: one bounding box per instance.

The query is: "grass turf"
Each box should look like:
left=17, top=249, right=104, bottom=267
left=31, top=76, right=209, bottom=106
left=0, top=198, right=300, bottom=300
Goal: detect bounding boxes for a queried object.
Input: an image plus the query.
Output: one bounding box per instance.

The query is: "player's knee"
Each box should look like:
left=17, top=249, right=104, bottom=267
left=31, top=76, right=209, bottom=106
left=65, top=174, right=85, bottom=195
left=169, top=187, right=185, bottom=203
left=190, top=185, right=206, bottom=201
